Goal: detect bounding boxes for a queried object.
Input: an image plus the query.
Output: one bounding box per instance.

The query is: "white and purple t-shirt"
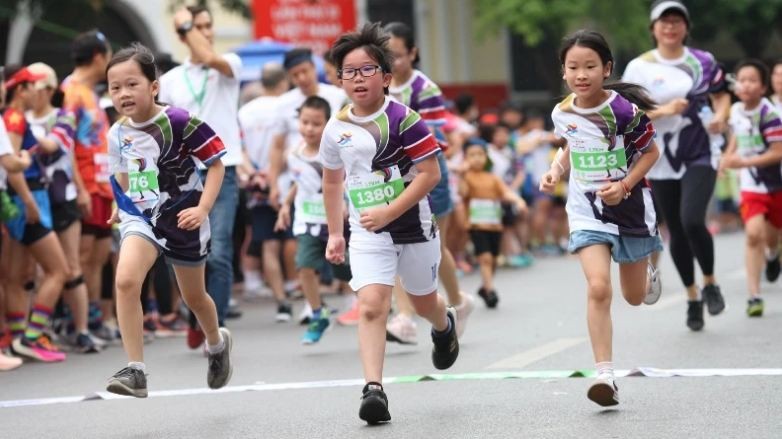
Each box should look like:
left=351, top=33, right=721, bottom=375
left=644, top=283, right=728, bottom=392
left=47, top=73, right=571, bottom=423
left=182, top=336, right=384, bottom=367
left=729, top=98, right=782, bottom=193
left=288, top=143, right=327, bottom=238
left=622, top=47, right=727, bottom=180
left=320, top=96, right=439, bottom=244
left=552, top=91, right=657, bottom=237
left=390, top=69, right=447, bottom=129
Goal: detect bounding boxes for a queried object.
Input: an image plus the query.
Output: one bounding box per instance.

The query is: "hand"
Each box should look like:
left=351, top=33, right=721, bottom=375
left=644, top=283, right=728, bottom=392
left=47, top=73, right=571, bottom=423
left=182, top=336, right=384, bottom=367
left=268, top=187, right=281, bottom=211
left=667, top=98, right=689, bottom=116
left=707, top=118, right=727, bottom=135
left=720, top=154, right=745, bottom=170
left=76, top=190, right=92, bottom=218
left=23, top=200, right=40, bottom=224
left=107, top=208, right=120, bottom=225
left=173, top=8, right=193, bottom=28
left=177, top=205, right=208, bottom=230
left=596, top=181, right=626, bottom=206
left=359, top=205, right=393, bottom=232
left=539, top=170, right=560, bottom=194
left=17, top=150, right=32, bottom=169
left=325, top=234, right=346, bottom=264
left=274, top=204, right=291, bottom=232
left=515, top=198, right=529, bottom=216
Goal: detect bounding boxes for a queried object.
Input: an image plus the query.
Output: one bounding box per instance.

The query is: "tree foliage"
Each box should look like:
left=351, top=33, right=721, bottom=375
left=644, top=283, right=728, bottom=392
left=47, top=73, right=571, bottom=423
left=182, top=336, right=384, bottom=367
left=168, top=0, right=252, bottom=19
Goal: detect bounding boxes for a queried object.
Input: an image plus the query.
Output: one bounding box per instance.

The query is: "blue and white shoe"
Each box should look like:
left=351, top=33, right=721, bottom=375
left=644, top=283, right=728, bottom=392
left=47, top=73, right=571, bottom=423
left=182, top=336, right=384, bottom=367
left=301, top=310, right=331, bottom=345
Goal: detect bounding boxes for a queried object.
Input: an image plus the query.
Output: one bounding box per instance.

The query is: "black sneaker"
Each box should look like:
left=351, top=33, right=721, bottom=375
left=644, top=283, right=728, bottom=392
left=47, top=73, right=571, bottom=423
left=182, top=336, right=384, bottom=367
left=207, top=328, right=233, bottom=389
left=74, top=333, right=100, bottom=354
left=477, top=288, right=499, bottom=309
left=686, top=300, right=704, bottom=331
left=359, top=382, right=391, bottom=425
left=276, top=302, right=293, bottom=323
left=431, top=307, right=459, bottom=370
left=702, top=284, right=725, bottom=315
left=107, top=367, right=148, bottom=398
left=766, top=256, right=781, bottom=282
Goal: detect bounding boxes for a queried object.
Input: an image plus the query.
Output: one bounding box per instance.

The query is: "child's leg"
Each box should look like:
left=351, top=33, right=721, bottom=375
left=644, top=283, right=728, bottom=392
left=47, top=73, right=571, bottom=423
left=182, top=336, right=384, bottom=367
left=619, top=259, right=648, bottom=306
left=577, top=245, right=613, bottom=364
left=261, top=239, right=287, bottom=303
left=58, top=221, right=89, bottom=335
left=745, top=215, right=766, bottom=297
left=477, top=252, right=494, bottom=291
left=300, top=267, right=321, bottom=310
left=436, top=214, right=463, bottom=307
left=407, top=291, right=448, bottom=332
left=172, top=263, right=221, bottom=347
left=357, top=284, right=392, bottom=383
left=115, top=236, right=159, bottom=362
left=764, top=221, right=779, bottom=260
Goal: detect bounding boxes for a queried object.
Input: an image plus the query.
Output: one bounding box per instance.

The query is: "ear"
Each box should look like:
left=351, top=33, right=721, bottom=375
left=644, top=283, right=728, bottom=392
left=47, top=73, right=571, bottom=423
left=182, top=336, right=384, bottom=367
left=151, top=79, right=160, bottom=97
left=382, top=72, right=393, bottom=88
left=604, top=60, right=613, bottom=79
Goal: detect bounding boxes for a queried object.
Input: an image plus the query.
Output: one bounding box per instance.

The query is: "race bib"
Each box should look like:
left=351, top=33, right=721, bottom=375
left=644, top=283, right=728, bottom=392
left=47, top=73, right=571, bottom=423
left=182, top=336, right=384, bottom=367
left=347, top=166, right=404, bottom=211
left=469, top=198, right=501, bottom=225
left=299, top=197, right=327, bottom=224
left=94, top=153, right=111, bottom=183
left=570, top=149, right=627, bottom=182
left=128, top=170, right=160, bottom=203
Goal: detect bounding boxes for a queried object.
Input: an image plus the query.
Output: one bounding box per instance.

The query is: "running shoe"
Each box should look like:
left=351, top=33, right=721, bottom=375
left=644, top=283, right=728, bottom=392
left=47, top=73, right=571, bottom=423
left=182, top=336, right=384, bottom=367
left=187, top=326, right=206, bottom=350
left=431, top=307, right=459, bottom=370
left=643, top=264, right=662, bottom=305
left=207, top=328, right=233, bottom=389
left=337, top=300, right=359, bottom=326
left=276, top=302, right=293, bottom=323
left=226, top=298, right=243, bottom=320
left=766, top=256, right=781, bottom=283
left=0, top=351, right=22, bottom=371
left=73, top=333, right=100, bottom=354
left=107, top=366, right=148, bottom=398
left=301, top=310, right=331, bottom=345
left=587, top=373, right=619, bottom=407
left=359, top=382, right=391, bottom=425
left=453, top=293, right=475, bottom=338
left=298, top=302, right=313, bottom=325
left=508, top=253, right=534, bottom=268
left=155, top=315, right=188, bottom=338
left=702, top=284, right=725, bottom=315
left=686, top=300, right=704, bottom=331
left=747, top=297, right=764, bottom=317
left=12, top=335, right=67, bottom=362
left=478, top=287, right=499, bottom=309
left=90, top=323, right=117, bottom=344
left=385, top=314, right=418, bottom=345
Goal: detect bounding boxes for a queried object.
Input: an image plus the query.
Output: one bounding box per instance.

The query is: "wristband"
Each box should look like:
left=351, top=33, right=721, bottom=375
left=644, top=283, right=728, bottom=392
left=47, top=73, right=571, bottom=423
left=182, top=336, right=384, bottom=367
left=620, top=180, right=631, bottom=200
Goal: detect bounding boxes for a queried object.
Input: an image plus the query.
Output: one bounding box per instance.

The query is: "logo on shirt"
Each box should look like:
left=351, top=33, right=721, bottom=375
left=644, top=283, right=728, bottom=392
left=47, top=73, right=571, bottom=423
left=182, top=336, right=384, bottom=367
left=337, top=132, right=353, bottom=147
left=121, top=135, right=133, bottom=152
left=652, top=76, right=665, bottom=88
left=565, top=124, right=578, bottom=136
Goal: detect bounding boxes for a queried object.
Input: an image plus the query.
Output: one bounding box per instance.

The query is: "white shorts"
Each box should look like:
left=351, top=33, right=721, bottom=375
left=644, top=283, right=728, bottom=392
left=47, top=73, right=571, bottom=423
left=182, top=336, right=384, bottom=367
left=348, top=231, right=441, bottom=295
left=118, top=211, right=210, bottom=267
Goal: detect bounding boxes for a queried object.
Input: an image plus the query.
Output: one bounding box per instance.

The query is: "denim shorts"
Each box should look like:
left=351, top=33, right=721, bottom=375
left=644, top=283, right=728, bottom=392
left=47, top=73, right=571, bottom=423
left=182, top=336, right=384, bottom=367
left=568, top=229, right=663, bottom=264
left=430, top=151, right=453, bottom=217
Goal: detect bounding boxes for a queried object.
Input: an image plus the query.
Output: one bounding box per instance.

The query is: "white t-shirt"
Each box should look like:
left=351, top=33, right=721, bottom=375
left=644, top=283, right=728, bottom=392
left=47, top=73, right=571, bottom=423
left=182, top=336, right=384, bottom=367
left=159, top=54, right=243, bottom=167
left=728, top=98, right=782, bottom=193
left=238, top=95, right=279, bottom=172
left=271, top=84, right=347, bottom=150
left=0, top=119, right=13, bottom=190
left=288, top=143, right=327, bottom=237
left=552, top=91, right=657, bottom=237
left=622, top=48, right=726, bottom=180
left=26, top=108, right=78, bottom=202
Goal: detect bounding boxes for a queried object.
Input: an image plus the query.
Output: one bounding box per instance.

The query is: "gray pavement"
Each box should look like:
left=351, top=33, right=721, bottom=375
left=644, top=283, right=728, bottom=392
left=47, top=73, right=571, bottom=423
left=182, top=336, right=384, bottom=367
left=1, top=232, right=781, bottom=438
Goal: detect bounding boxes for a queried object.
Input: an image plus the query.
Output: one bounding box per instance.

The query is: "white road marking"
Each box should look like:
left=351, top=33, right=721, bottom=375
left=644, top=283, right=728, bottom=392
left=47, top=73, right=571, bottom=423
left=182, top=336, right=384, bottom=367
left=485, top=337, right=587, bottom=370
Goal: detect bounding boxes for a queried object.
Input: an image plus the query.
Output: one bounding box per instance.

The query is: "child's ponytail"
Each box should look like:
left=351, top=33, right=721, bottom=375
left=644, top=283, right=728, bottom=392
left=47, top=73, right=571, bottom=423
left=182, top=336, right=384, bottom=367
left=604, top=83, right=656, bottom=111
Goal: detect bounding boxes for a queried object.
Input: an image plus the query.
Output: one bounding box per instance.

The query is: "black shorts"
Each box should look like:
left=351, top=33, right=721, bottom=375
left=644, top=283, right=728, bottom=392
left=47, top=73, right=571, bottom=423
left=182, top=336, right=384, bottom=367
left=250, top=205, right=293, bottom=243
left=20, top=222, right=52, bottom=246
left=501, top=203, right=517, bottom=227
left=51, top=200, right=82, bottom=232
left=470, top=229, right=502, bottom=257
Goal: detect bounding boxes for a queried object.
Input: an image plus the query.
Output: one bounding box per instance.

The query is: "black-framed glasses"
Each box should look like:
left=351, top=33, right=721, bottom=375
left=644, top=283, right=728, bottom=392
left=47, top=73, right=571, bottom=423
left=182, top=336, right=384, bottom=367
left=338, top=65, right=382, bottom=80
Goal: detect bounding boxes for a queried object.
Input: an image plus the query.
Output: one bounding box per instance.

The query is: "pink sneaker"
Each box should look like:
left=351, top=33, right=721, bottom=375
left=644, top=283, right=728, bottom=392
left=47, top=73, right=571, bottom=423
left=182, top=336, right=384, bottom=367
left=385, top=314, right=418, bottom=345
left=0, top=351, right=22, bottom=371
left=12, top=335, right=67, bottom=362
left=337, top=300, right=360, bottom=326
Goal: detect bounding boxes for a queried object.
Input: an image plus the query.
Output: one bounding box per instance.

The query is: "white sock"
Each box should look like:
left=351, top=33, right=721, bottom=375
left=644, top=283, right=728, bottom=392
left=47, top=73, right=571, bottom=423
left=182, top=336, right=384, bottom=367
left=595, top=361, right=614, bottom=378
left=766, top=250, right=780, bottom=261
left=128, top=361, right=146, bottom=372
left=206, top=334, right=225, bottom=354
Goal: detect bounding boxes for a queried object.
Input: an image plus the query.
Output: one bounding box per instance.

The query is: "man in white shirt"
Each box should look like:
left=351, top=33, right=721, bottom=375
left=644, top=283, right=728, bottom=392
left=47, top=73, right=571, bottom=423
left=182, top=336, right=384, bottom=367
left=158, top=5, right=242, bottom=342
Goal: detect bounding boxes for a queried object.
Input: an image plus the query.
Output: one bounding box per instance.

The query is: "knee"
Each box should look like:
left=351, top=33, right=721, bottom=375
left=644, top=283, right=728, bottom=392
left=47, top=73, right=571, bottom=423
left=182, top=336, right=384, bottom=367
left=624, top=292, right=644, bottom=307
left=681, top=216, right=705, bottom=236
left=746, top=229, right=764, bottom=248
left=587, top=279, right=612, bottom=305
left=410, top=294, right=437, bottom=316
left=359, top=296, right=388, bottom=322
left=115, top=273, right=142, bottom=296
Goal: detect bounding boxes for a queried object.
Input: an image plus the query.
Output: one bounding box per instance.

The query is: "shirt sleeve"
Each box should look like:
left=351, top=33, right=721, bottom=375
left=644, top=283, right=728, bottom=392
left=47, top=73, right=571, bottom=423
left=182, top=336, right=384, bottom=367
left=760, top=106, right=782, bottom=144
left=399, top=109, right=439, bottom=163
left=48, top=109, right=76, bottom=153
left=222, top=53, right=243, bottom=81
left=704, top=53, right=728, bottom=94
left=318, top=121, right=343, bottom=170
left=417, top=81, right=448, bottom=128
left=107, top=124, right=127, bottom=173
left=623, top=104, right=655, bottom=153
left=2, top=110, right=26, bottom=136
left=0, top=119, right=13, bottom=156
left=182, top=114, right=226, bottom=166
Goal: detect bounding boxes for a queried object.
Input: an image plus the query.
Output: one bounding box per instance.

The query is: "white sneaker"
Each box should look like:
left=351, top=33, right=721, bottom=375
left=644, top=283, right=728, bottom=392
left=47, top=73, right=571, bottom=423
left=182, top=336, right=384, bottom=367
left=385, top=314, right=418, bottom=345
left=644, top=264, right=662, bottom=305
left=298, top=302, right=313, bottom=325
left=587, top=373, right=619, bottom=407
left=453, top=293, right=475, bottom=338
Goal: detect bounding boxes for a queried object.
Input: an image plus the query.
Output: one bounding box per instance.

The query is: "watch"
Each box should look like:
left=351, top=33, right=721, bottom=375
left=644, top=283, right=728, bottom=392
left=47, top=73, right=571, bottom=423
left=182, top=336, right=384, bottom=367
left=176, top=20, right=193, bottom=37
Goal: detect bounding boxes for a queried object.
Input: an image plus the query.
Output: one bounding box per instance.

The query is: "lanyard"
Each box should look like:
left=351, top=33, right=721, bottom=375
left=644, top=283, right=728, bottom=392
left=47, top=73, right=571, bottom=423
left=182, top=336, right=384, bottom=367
left=182, top=66, right=208, bottom=113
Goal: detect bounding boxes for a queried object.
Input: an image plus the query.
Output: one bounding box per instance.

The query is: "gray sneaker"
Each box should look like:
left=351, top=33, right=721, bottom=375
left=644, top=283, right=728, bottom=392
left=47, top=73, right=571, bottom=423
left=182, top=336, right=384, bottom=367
left=207, top=327, right=233, bottom=389
left=643, top=264, right=662, bottom=305
left=107, top=367, right=148, bottom=398
left=587, top=373, right=619, bottom=407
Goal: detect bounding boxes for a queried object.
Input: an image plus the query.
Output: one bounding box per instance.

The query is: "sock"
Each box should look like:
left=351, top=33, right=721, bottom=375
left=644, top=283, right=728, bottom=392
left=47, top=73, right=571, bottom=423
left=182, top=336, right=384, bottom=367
left=206, top=333, right=225, bottom=354
left=6, top=312, right=26, bottom=338
left=24, top=304, right=53, bottom=340
left=767, top=250, right=780, bottom=261
left=596, top=361, right=614, bottom=377
left=311, top=307, right=322, bottom=320
left=128, top=361, right=146, bottom=372
left=432, top=314, right=452, bottom=337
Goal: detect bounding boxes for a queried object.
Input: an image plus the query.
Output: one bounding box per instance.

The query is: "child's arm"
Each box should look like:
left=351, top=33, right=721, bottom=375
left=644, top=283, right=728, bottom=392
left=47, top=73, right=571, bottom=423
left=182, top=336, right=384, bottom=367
left=0, top=150, right=31, bottom=172
left=499, top=177, right=528, bottom=214
left=177, top=159, right=225, bottom=230
left=723, top=141, right=782, bottom=169
left=597, top=141, right=660, bottom=206
left=275, top=183, right=297, bottom=232
left=323, top=167, right=346, bottom=264
left=359, top=154, right=440, bottom=232
left=719, top=134, right=738, bottom=172
left=539, top=144, right=569, bottom=193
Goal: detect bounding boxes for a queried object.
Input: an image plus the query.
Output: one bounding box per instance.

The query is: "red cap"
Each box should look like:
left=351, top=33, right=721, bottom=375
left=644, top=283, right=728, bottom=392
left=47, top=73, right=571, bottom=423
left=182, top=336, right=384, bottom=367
left=4, top=67, right=47, bottom=89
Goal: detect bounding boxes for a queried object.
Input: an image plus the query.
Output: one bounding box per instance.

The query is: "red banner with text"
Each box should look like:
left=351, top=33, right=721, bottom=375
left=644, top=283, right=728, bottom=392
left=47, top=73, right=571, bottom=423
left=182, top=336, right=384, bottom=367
left=253, top=0, right=357, bottom=55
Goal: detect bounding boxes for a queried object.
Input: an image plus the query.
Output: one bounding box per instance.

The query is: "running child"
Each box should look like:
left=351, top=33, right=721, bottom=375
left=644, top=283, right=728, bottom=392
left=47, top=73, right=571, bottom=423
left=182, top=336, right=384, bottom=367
left=321, top=23, right=459, bottom=424
left=460, top=137, right=527, bottom=307
left=539, top=30, right=662, bottom=407
left=104, top=43, right=232, bottom=397
left=720, top=59, right=782, bottom=317
left=275, top=95, right=352, bottom=344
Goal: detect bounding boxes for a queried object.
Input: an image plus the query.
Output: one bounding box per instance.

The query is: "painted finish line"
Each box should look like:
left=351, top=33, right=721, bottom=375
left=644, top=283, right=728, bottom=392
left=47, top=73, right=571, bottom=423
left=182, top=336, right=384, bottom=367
left=2, top=367, right=781, bottom=409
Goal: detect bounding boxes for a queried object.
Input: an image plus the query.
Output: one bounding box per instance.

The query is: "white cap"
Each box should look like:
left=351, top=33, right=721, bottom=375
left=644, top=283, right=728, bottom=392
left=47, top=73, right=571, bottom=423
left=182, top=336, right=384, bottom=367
left=650, top=0, right=690, bottom=24
left=27, top=62, right=58, bottom=90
